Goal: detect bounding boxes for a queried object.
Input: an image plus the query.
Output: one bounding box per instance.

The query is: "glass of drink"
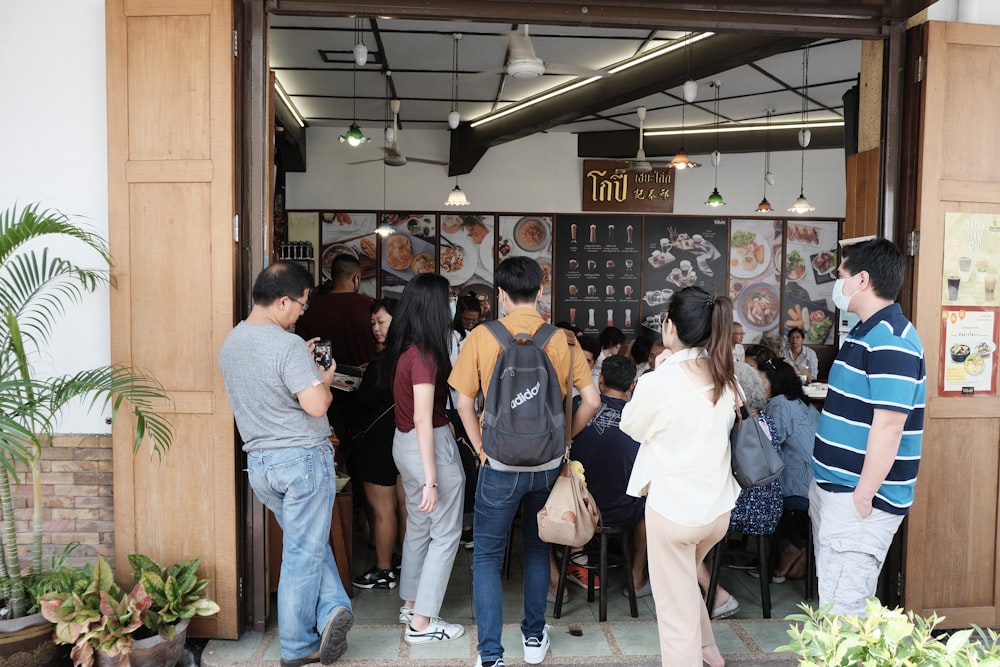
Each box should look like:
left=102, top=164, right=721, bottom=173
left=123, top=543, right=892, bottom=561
left=625, top=258, right=634, bottom=271
left=571, top=224, right=577, bottom=241
left=977, top=257, right=989, bottom=282
left=569, top=307, right=576, bottom=324
left=607, top=309, right=614, bottom=326
left=986, top=274, right=997, bottom=301
left=624, top=309, right=632, bottom=327
left=947, top=274, right=961, bottom=301
left=959, top=256, right=972, bottom=277
left=608, top=225, right=615, bottom=243
left=589, top=225, right=597, bottom=243
left=588, top=309, right=596, bottom=327
left=626, top=225, right=633, bottom=244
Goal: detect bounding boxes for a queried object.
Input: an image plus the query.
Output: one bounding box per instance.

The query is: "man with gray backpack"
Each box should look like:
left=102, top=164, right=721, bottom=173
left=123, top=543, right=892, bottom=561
left=450, top=257, right=600, bottom=667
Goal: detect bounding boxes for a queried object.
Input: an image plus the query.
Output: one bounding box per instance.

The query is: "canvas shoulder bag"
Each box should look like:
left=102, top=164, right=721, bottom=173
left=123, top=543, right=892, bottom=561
left=536, top=343, right=603, bottom=547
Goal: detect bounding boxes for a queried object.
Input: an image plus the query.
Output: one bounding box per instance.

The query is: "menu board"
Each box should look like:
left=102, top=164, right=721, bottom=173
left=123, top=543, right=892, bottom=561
left=319, top=211, right=378, bottom=297
left=729, top=219, right=783, bottom=345
left=640, top=216, right=728, bottom=333
left=781, top=220, right=839, bottom=345
left=379, top=213, right=437, bottom=299
left=552, top=215, right=642, bottom=336
left=499, top=215, right=554, bottom=322
left=442, top=214, right=496, bottom=320
left=942, top=213, right=1000, bottom=306
left=939, top=306, right=998, bottom=396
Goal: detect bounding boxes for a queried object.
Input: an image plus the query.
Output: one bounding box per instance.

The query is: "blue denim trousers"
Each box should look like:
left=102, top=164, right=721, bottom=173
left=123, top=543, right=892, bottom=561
left=247, top=445, right=352, bottom=661
left=472, top=462, right=561, bottom=663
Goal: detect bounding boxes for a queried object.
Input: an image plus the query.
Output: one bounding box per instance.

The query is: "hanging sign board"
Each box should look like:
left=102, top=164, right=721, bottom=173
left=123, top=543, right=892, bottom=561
left=582, top=160, right=675, bottom=213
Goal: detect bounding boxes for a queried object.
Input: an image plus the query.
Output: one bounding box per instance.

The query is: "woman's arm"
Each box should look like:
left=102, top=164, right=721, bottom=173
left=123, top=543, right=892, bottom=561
left=412, top=382, right=439, bottom=513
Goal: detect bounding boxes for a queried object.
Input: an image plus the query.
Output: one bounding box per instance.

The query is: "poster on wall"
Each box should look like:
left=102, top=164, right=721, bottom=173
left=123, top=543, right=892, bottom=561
left=942, top=213, right=1000, bottom=306
left=498, top=215, right=554, bottom=322
left=441, top=214, right=495, bottom=321
left=781, top=220, right=839, bottom=345
left=552, top=215, right=642, bottom=336
left=728, top=219, right=782, bottom=345
left=320, top=211, right=378, bottom=297
left=640, top=216, right=727, bottom=334
left=379, top=213, right=437, bottom=299
left=939, top=306, right=998, bottom=396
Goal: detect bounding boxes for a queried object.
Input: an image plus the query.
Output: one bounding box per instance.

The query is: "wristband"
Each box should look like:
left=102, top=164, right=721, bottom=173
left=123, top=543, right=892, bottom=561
left=424, top=483, right=438, bottom=488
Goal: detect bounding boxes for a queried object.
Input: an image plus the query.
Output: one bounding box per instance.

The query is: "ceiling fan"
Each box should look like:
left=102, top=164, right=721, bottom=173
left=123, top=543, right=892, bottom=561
left=465, top=24, right=610, bottom=81
left=624, top=106, right=670, bottom=174
left=349, top=100, right=449, bottom=168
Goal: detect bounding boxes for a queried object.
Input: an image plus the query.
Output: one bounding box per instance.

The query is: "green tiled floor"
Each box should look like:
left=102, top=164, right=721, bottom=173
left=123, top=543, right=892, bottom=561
left=203, top=519, right=807, bottom=666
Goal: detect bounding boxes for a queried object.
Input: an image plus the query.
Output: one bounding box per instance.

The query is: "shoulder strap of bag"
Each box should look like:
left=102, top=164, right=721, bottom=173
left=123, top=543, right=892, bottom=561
left=564, top=339, right=575, bottom=459
left=484, top=319, right=513, bottom=350
left=356, top=403, right=395, bottom=439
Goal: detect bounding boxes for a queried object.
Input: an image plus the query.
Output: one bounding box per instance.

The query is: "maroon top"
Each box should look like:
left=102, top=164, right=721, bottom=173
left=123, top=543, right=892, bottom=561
left=392, top=344, right=449, bottom=433
left=295, top=291, right=375, bottom=367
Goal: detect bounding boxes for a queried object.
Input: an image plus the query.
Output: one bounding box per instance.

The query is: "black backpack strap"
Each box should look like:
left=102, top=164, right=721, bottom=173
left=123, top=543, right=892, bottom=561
left=531, top=322, right=559, bottom=349
left=483, top=320, right=513, bottom=350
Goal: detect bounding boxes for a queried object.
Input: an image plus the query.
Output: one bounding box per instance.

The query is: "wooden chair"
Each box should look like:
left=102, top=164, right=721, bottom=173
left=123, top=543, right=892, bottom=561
left=553, top=525, right=638, bottom=622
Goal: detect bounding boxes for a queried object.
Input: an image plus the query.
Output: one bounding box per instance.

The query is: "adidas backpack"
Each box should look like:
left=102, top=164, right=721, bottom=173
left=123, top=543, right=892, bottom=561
left=480, top=320, right=565, bottom=467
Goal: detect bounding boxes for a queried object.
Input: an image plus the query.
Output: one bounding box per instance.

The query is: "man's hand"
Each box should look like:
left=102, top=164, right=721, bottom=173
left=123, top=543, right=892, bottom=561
left=852, top=491, right=873, bottom=519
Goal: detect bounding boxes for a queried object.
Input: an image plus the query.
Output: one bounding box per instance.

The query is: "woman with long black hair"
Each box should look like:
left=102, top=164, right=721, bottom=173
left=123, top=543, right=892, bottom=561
left=382, top=273, right=466, bottom=644
left=620, top=286, right=741, bottom=667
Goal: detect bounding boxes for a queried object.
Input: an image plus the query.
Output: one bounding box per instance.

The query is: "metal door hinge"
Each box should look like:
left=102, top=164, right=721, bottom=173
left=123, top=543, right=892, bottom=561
left=915, top=55, right=925, bottom=83
left=233, top=214, right=240, bottom=243
left=232, top=28, right=238, bottom=57
left=238, top=576, right=243, bottom=600
left=906, top=230, right=919, bottom=256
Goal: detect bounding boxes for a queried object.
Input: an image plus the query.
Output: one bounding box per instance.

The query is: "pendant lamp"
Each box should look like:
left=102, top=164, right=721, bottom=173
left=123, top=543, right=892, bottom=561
left=448, top=33, right=462, bottom=129
left=339, top=20, right=371, bottom=147
left=704, top=81, right=725, bottom=208
left=788, top=47, right=815, bottom=214
left=445, top=179, right=470, bottom=206
left=670, top=33, right=700, bottom=171
left=755, top=108, right=774, bottom=212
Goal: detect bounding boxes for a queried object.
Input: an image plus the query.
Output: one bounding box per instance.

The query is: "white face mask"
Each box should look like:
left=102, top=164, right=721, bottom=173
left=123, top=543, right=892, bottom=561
left=449, top=299, right=457, bottom=318
left=832, top=275, right=858, bottom=311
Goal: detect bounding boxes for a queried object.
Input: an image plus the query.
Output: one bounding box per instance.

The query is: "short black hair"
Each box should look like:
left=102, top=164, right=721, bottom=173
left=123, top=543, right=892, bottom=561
left=787, top=326, right=806, bottom=340
left=841, top=237, right=904, bottom=300
left=599, top=326, right=626, bottom=349
left=760, top=356, right=809, bottom=404
left=578, top=334, right=601, bottom=360
left=630, top=335, right=653, bottom=366
left=331, top=253, right=362, bottom=284
left=371, top=298, right=397, bottom=317
left=601, top=355, right=637, bottom=392
left=495, top=256, right=542, bottom=302
left=252, top=261, right=313, bottom=306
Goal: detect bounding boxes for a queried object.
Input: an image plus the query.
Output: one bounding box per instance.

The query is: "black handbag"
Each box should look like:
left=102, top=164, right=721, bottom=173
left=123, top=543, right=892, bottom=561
left=730, top=392, right=784, bottom=489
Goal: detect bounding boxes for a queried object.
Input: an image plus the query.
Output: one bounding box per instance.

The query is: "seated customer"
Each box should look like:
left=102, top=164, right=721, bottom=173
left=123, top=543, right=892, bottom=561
left=782, top=327, right=819, bottom=382
left=570, top=355, right=649, bottom=596
left=759, top=356, right=819, bottom=581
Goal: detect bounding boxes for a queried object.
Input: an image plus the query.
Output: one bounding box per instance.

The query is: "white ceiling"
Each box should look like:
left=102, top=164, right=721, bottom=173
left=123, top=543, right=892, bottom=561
left=269, top=15, right=861, bottom=140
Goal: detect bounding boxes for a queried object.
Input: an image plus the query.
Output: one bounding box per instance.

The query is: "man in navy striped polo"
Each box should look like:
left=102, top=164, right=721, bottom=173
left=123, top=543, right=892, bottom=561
left=810, top=238, right=926, bottom=616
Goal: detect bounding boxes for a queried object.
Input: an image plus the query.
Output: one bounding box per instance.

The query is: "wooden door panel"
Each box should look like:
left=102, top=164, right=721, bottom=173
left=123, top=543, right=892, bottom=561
left=906, top=21, right=1000, bottom=627
left=107, top=0, right=237, bottom=638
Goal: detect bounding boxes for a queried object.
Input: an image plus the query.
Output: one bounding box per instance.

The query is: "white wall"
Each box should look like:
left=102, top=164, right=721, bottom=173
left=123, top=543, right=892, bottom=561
left=286, top=127, right=847, bottom=218
left=1, top=0, right=111, bottom=433
left=929, top=0, right=1000, bottom=24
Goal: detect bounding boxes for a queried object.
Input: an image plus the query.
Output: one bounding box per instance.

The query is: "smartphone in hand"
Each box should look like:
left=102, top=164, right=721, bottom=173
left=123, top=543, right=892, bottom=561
left=314, top=340, right=333, bottom=370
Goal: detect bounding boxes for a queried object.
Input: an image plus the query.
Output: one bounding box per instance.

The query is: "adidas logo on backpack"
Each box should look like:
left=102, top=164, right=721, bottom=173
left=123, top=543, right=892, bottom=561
left=481, top=321, right=565, bottom=468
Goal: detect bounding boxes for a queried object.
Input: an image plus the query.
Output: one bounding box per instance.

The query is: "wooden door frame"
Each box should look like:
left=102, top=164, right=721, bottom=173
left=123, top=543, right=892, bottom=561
left=241, top=0, right=914, bottom=627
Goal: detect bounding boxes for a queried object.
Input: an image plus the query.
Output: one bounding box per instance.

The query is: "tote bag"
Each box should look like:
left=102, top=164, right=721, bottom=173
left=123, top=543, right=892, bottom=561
left=730, top=393, right=784, bottom=489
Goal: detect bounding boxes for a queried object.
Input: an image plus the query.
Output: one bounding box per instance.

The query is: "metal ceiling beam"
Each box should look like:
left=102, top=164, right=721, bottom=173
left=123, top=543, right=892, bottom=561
left=447, top=33, right=813, bottom=175
left=577, top=125, right=845, bottom=159
left=269, top=0, right=935, bottom=39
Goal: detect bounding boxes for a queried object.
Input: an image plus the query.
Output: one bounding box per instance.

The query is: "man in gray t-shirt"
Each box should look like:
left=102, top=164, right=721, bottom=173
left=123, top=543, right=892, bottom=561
left=219, top=262, right=353, bottom=667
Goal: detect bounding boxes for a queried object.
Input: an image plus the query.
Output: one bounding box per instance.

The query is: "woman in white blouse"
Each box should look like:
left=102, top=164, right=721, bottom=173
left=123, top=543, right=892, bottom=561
left=781, top=327, right=819, bottom=382
left=620, top=286, right=741, bottom=667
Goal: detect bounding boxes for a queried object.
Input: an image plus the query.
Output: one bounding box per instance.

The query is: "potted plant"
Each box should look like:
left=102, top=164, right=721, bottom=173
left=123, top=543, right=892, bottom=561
left=0, top=203, right=173, bottom=658
left=40, top=554, right=219, bottom=667
left=778, top=598, right=1000, bottom=666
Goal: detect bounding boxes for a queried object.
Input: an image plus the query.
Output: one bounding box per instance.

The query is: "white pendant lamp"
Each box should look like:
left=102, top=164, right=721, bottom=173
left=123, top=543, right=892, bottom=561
left=788, top=47, right=815, bottom=214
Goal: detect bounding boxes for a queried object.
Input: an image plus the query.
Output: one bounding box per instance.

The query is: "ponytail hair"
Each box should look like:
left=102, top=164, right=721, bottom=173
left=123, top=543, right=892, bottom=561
left=665, top=286, right=738, bottom=404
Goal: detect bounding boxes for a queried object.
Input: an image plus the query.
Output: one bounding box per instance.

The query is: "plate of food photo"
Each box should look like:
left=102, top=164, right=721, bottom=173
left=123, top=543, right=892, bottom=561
left=785, top=249, right=807, bottom=281
left=440, top=234, right=477, bottom=285
left=730, top=229, right=772, bottom=279
left=736, top=282, right=780, bottom=331
left=513, top=216, right=550, bottom=254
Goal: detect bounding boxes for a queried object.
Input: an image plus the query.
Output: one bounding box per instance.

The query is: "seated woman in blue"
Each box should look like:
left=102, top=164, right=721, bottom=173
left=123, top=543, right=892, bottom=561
left=759, top=356, right=820, bottom=580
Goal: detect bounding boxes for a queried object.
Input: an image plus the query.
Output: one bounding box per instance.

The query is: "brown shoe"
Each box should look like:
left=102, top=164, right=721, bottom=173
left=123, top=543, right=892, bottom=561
left=319, top=607, right=355, bottom=664
left=281, top=650, right=320, bottom=667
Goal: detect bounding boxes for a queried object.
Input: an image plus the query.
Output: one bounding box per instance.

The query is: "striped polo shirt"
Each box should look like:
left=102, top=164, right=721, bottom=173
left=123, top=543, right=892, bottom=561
left=812, top=303, right=926, bottom=515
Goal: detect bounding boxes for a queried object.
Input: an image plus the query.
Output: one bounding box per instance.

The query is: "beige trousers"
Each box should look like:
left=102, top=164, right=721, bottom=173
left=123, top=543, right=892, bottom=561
left=646, top=507, right=730, bottom=667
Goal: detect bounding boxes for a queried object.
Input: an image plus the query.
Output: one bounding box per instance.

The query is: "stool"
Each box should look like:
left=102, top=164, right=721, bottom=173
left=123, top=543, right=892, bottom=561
left=706, top=530, right=772, bottom=619
left=554, top=526, right=638, bottom=622
left=780, top=509, right=816, bottom=601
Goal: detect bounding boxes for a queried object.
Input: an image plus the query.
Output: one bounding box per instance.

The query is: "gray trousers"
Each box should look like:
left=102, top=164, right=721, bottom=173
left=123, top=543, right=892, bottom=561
left=809, top=481, right=904, bottom=617
left=392, top=425, right=465, bottom=619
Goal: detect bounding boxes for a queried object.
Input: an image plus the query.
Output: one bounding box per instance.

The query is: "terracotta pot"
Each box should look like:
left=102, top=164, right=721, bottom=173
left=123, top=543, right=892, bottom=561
left=96, top=618, right=190, bottom=667
left=0, top=612, right=68, bottom=667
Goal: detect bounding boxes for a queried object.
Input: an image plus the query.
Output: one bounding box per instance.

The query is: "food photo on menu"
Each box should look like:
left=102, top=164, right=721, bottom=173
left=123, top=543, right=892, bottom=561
left=379, top=213, right=437, bottom=299
left=315, top=210, right=378, bottom=296
left=781, top=220, right=839, bottom=344
left=441, top=214, right=496, bottom=320
left=499, top=215, right=554, bottom=321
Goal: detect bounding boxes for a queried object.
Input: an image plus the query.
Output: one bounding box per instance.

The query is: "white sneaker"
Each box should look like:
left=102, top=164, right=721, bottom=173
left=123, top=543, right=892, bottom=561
left=405, top=617, right=465, bottom=644
left=398, top=605, right=414, bottom=625
left=521, top=625, right=550, bottom=664
left=474, top=656, right=505, bottom=667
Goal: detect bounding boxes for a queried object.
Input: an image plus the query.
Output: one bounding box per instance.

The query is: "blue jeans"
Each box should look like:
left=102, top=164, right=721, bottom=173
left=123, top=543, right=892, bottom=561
left=472, top=462, right=561, bottom=663
left=247, top=445, right=352, bottom=661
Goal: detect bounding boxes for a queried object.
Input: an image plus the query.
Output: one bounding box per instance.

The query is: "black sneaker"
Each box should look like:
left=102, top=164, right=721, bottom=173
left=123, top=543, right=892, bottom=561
left=460, top=528, right=474, bottom=550
left=352, top=565, right=397, bottom=589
